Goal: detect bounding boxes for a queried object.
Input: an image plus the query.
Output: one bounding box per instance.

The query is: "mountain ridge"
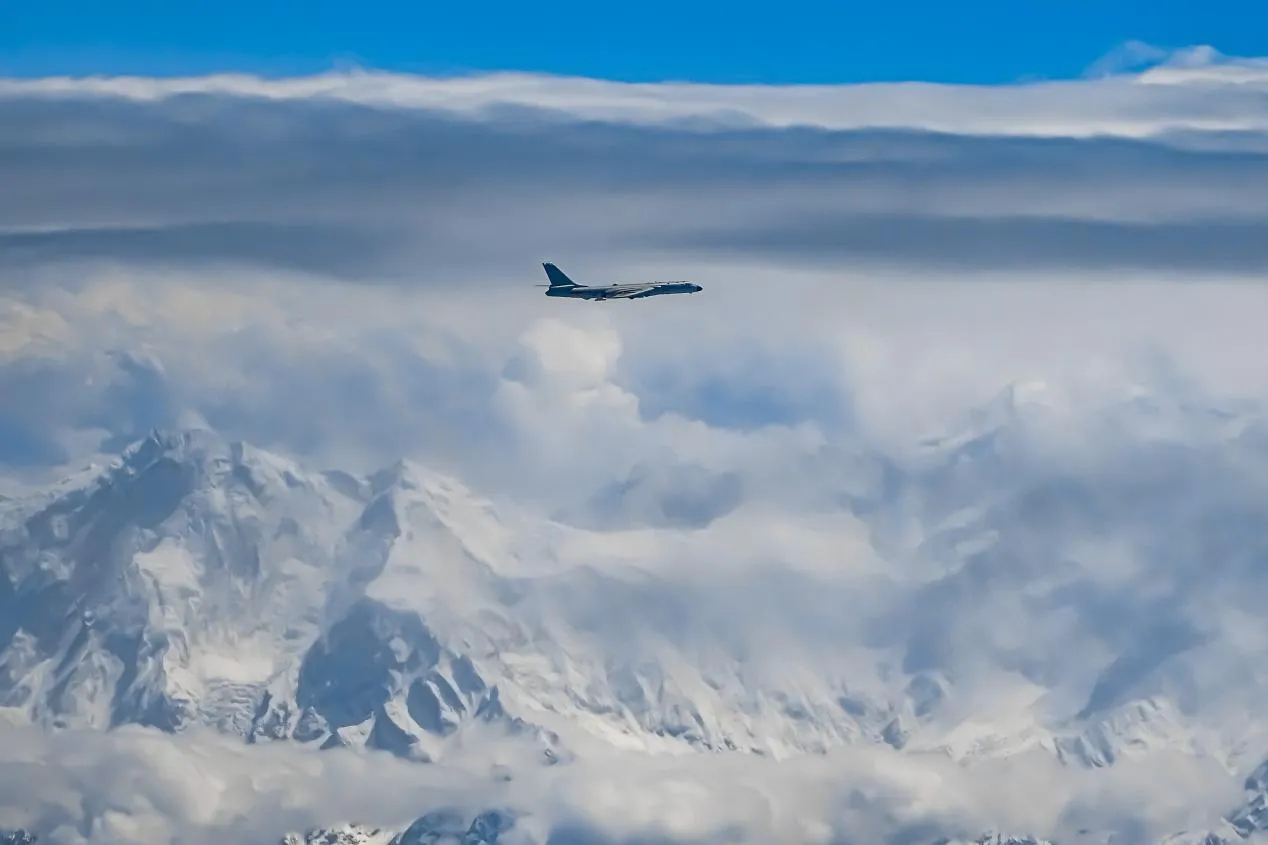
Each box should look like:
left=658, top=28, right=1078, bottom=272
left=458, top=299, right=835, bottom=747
left=3, top=421, right=1267, bottom=766
left=6, top=402, right=1268, bottom=842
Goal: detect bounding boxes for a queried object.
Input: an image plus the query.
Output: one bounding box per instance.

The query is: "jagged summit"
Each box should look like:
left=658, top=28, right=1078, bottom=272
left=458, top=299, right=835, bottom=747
left=0, top=427, right=870, bottom=758
left=122, top=425, right=227, bottom=459
left=281, top=823, right=396, bottom=845
left=933, top=836, right=1056, bottom=845
left=0, top=428, right=554, bottom=760
left=279, top=808, right=517, bottom=845
left=115, top=427, right=328, bottom=502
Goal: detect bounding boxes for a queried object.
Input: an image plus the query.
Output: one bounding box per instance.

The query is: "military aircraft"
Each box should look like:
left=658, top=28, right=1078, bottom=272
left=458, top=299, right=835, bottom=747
left=537, top=263, right=703, bottom=300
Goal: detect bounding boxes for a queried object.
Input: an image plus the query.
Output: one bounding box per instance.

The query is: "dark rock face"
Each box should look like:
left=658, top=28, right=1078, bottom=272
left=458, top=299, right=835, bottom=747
left=0, top=830, right=37, bottom=845
left=393, top=808, right=517, bottom=845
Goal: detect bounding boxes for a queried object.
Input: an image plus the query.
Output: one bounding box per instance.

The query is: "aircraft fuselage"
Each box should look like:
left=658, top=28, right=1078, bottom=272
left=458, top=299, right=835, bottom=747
left=539, top=262, right=702, bottom=300
left=545, top=282, right=702, bottom=300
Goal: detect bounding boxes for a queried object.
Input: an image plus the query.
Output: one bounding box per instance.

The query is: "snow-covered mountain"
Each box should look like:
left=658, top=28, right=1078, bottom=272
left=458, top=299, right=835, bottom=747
left=280, top=809, right=516, bottom=845
left=1, top=426, right=912, bottom=761
left=282, top=820, right=1044, bottom=845
left=281, top=821, right=1063, bottom=845
left=281, top=827, right=395, bottom=845
left=1, top=408, right=1267, bottom=767
left=281, top=810, right=1264, bottom=845
left=6, top=386, right=1268, bottom=842
left=0, top=428, right=571, bottom=763
left=933, top=837, right=1056, bottom=845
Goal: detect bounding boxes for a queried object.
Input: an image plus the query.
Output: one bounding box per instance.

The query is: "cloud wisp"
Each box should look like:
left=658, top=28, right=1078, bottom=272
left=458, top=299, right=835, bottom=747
left=3, top=43, right=1268, bottom=136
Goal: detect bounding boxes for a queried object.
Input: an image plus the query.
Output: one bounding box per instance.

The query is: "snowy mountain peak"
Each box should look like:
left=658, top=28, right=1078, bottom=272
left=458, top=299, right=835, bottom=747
left=280, top=808, right=518, bottom=845
left=0, top=429, right=372, bottom=735
left=122, top=426, right=225, bottom=462
left=114, top=426, right=319, bottom=501
left=934, top=835, right=1056, bottom=845
left=281, top=824, right=395, bottom=845
left=0, top=429, right=567, bottom=762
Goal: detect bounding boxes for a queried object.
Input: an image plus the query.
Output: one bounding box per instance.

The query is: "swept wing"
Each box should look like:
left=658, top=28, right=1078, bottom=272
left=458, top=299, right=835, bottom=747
left=603, top=285, right=657, bottom=298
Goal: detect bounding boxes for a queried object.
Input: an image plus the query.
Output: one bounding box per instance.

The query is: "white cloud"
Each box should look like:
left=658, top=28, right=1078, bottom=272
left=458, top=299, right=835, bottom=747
left=0, top=722, right=520, bottom=844
left=0, top=720, right=1245, bottom=845
left=2, top=44, right=1267, bottom=137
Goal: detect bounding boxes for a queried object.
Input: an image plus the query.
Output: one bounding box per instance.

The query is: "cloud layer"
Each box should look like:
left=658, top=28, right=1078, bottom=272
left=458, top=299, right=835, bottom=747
left=4, top=45, right=1268, bottom=288
left=1, top=45, right=1267, bottom=484
left=0, top=720, right=1243, bottom=845
left=6, top=45, right=1268, bottom=844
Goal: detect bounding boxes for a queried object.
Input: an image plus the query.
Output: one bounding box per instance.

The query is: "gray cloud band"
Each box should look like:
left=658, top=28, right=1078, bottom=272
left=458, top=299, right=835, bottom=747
left=2, top=91, right=1268, bottom=282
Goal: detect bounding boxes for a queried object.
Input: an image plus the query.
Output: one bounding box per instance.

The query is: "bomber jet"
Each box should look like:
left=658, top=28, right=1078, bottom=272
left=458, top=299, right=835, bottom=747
left=537, top=263, right=702, bottom=300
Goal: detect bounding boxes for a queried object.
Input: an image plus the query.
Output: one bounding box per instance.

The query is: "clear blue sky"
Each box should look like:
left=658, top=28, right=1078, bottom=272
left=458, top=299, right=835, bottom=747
left=2, top=0, right=1266, bottom=84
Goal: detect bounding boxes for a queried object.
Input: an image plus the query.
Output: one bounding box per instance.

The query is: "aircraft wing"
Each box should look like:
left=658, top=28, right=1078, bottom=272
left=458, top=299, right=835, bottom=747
left=605, top=286, right=656, bottom=298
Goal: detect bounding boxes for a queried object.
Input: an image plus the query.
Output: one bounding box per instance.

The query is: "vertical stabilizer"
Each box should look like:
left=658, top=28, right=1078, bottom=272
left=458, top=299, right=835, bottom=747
left=542, top=263, right=578, bottom=288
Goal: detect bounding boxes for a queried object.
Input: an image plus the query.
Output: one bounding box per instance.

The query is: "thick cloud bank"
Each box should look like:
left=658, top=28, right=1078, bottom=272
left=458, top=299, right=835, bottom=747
left=5, top=43, right=1268, bottom=845
left=3, top=45, right=1268, bottom=287
left=0, top=721, right=1242, bottom=845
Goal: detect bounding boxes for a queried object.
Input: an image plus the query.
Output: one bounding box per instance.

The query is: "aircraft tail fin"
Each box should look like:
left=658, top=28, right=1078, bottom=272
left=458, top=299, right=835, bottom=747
left=542, top=263, right=578, bottom=288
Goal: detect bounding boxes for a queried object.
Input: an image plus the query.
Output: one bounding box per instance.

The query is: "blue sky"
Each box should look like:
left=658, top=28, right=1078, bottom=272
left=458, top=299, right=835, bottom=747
left=2, top=0, right=1266, bottom=83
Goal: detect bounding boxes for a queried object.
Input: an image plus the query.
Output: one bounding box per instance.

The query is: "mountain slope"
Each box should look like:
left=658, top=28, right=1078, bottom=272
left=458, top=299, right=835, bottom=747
left=0, top=428, right=903, bottom=761
left=0, top=429, right=520, bottom=760
left=279, top=808, right=516, bottom=845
